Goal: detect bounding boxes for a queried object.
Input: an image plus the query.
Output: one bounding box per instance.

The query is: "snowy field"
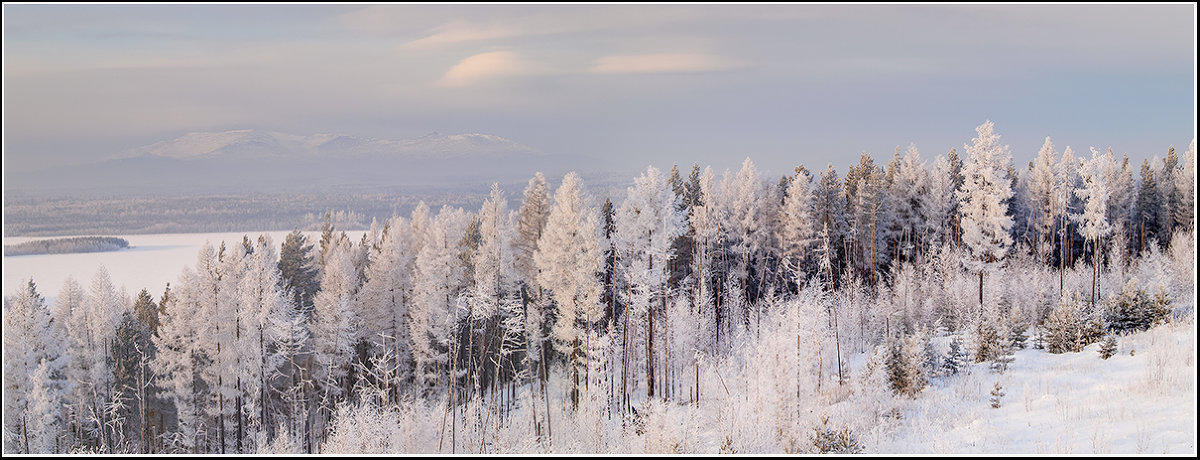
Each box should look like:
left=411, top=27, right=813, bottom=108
left=872, top=319, right=1196, bottom=454
left=3, top=231, right=364, bottom=302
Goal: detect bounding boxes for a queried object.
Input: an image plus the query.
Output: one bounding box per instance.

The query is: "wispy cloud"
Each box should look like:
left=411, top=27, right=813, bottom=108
left=588, top=53, right=747, bottom=75
left=401, top=21, right=524, bottom=50
left=437, top=51, right=544, bottom=87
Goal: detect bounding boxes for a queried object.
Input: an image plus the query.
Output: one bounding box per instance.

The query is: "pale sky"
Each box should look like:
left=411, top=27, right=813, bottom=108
left=2, top=3, right=1195, bottom=178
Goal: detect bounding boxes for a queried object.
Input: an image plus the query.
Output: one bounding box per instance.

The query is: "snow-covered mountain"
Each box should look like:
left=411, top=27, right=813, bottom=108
left=121, top=129, right=538, bottom=160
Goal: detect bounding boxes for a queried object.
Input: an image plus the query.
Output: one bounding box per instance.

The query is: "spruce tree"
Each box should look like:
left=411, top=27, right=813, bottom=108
left=989, top=381, right=1005, bottom=408
left=943, top=335, right=968, bottom=376
left=1098, top=335, right=1117, bottom=360
left=278, top=229, right=319, bottom=317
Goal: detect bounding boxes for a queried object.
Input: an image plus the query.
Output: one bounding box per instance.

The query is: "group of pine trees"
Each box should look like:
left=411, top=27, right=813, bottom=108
left=3, top=122, right=1194, bottom=454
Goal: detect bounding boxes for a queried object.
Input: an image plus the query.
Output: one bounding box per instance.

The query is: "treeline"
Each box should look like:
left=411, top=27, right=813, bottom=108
left=3, top=236, right=130, bottom=257
left=3, top=192, right=465, bottom=237
left=2, top=122, right=1194, bottom=454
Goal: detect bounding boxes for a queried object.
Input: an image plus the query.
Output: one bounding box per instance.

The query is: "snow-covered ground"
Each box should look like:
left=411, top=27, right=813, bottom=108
left=2, top=231, right=364, bottom=302
left=306, top=313, right=1196, bottom=455
left=871, top=319, right=1196, bottom=454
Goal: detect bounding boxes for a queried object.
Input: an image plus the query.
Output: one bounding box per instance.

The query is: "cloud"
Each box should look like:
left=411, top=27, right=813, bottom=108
left=401, top=21, right=523, bottom=50
left=588, top=53, right=746, bottom=75
left=437, top=51, right=543, bottom=87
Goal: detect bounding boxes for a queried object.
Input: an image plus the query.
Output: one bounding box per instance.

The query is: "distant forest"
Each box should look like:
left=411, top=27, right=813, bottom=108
left=3, top=236, right=130, bottom=257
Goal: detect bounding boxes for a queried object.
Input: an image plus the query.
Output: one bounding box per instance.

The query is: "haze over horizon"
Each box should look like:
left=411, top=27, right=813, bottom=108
left=3, top=3, right=1195, bottom=184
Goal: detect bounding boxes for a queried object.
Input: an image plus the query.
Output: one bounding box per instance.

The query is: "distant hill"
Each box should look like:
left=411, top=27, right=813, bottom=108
left=4, top=130, right=598, bottom=197
left=119, top=129, right=538, bottom=161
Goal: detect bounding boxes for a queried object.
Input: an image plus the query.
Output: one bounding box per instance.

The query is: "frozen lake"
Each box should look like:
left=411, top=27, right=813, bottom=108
left=3, top=230, right=365, bottom=303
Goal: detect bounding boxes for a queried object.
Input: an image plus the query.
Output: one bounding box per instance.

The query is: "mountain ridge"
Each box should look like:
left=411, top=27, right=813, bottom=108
left=116, top=129, right=540, bottom=161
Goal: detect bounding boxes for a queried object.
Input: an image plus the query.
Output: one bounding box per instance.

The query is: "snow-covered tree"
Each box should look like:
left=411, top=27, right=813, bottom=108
left=537, top=171, right=606, bottom=406
left=956, top=120, right=1015, bottom=313
left=1055, top=146, right=1081, bottom=290
left=110, top=288, right=159, bottom=453
left=310, top=235, right=361, bottom=410
left=1074, top=148, right=1115, bottom=308
left=1042, top=293, right=1101, bottom=354
left=614, top=166, right=687, bottom=403
left=278, top=230, right=319, bottom=317
left=357, top=216, right=416, bottom=392
left=409, top=206, right=471, bottom=392
left=844, top=153, right=886, bottom=283
left=720, top=158, right=777, bottom=321
left=1027, top=137, right=1060, bottom=262
left=942, top=334, right=968, bottom=376
left=779, top=166, right=817, bottom=277
left=891, top=144, right=928, bottom=262
left=56, top=266, right=127, bottom=452
left=474, top=183, right=519, bottom=312
left=237, top=235, right=291, bottom=447
left=3, top=279, right=66, bottom=453
left=154, top=256, right=215, bottom=452
left=922, top=154, right=957, bottom=252
left=1158, top=146, right=1180, bottom=235
left=1172, top=140, right=1195, bottom=233
left=1136, top=157, right=1165, bottom=253
left=689, top=165, right=724, bottom=352
left=514, top=172, right=552, bottom=293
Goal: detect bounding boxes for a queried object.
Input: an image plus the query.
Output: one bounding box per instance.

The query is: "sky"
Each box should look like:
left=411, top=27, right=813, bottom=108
left=2, top=3, right=1195, bottom=179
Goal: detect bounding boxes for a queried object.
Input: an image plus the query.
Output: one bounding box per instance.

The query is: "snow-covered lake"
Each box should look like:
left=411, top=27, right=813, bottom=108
left=3, top=231, right=365, bottom=303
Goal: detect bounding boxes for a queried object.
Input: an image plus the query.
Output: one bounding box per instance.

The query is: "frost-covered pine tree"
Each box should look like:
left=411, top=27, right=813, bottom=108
left=614, top=166, right=687, bottom=403
left=1027, top=137, right=1060, bottom=262
left=409, top=206, right=471, bottom=393
left=892, top=144, right=928, bottom=261
left=57, top=266, right=127, bottom=452
left=196, top=241, right=252, bottom=454
left=1158, top=146, right=1180, bottom=235
left=25, top=359, right=64, bottom=454
left=1055, top=146, right=1080, bottom=292
left=153, top=258, right=214, bottom=452
left=1042, top=293, right=1101, bottom=354
left=3, top=279, right=66, bottom=454
left=310, top=235, right=362, bottom=411
left=474, top=183, right=519, bottom=316
left=357, top=215, right=415, bottom=388
left=884, top=332, right=927, bottom=398
left=720, top=158, right=777, bottom=322
left=514, top=172, right=552, bottom=294
left=780, top=166, right=817, bottom=277
left=267, top=290, right=312, bottom=452
left=464, top=183, right=520, bottom=401
left=1074, top=148, right=1114, bottom=309
left=1104, top=150, right=1137, bottom=259
left=689, top=165, right=724, bottom=352
left=845, top=153, right=886, bottom=283
left=237, top=235, right=291, bottom=446
left=537, top=171, right=606, bottom=406
left=813, top=164, right=848, bottom=260
left=922, top=154, right=957, bottom=252
left=1172, top=139, right=1195, bottom=232
left=956, top=120, right=1015, bottom=315
left=1136, top=158, right=1164, bottom=252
